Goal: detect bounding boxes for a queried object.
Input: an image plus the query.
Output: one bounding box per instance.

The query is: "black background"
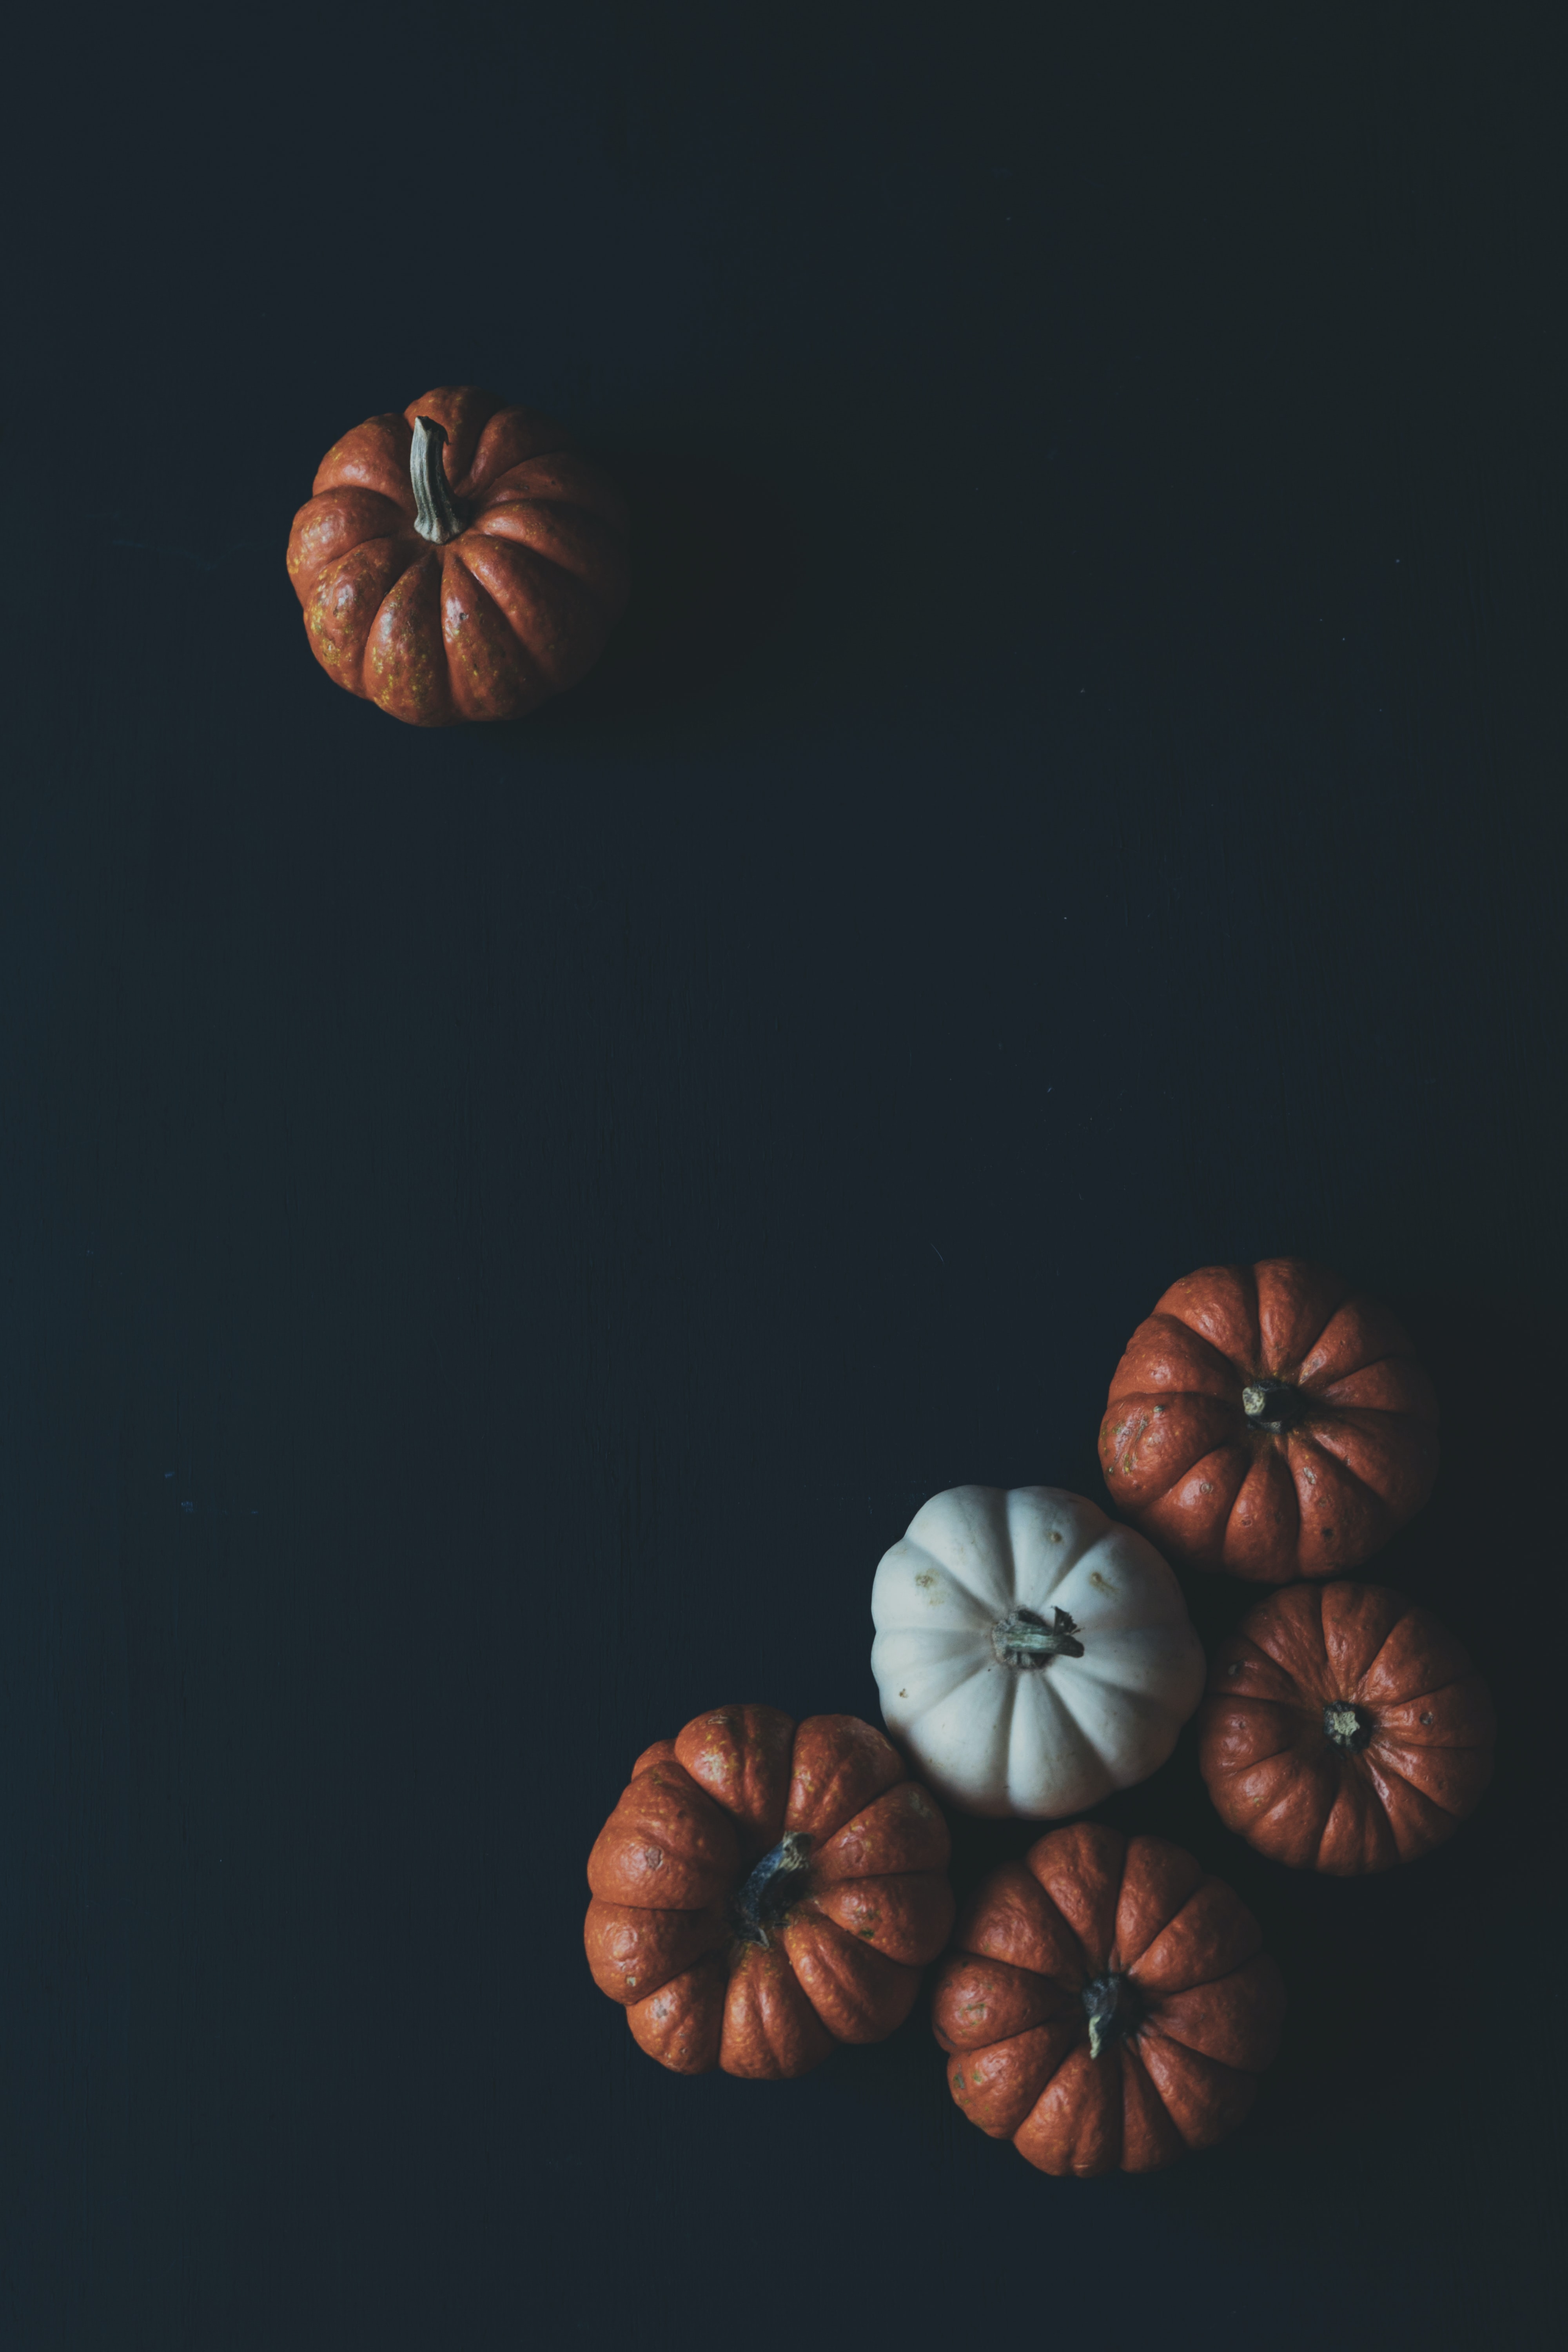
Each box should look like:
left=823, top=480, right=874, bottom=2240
left=4, top=3, right=1565, bottom=2345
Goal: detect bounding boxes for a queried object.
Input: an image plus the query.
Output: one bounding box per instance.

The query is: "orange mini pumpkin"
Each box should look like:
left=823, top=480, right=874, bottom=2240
left=585, top=1705, right=954, bottom=2079
left=286, top=385, right=630, bottom=725
left=933, top=1822, right=1285, bottom=2174
left=1198, top=1580, right=1495, bottom=1873
left=1099, top=1257, right=1439, bottom=1581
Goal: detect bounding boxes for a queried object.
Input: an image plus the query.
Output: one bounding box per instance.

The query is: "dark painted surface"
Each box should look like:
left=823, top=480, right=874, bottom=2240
left=4, top=4, right=1564, bottom=2345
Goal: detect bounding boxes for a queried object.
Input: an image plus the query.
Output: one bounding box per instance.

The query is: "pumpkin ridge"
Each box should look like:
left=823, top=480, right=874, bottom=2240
left=1045, top=1671, right=1162, bottom=1771
left=311, top=412, right=416, bottom=503
left=1129, top=1888, right=1272, bottom=1997
left=987, top=1666, right=1022, bottom=1803
left=1107, top=1837, right=1206, bottom=1974
left=358, top=563, right=431, bottom=697
left=1281, top=1433, right=1388, bottom=1570
left=433, top=541, right=549, bottom=722
left=1245, top=1587, right=1333, bottom=1687
left=445, top=539, right=506, bottom=608
left=300, top=546, right=417, bottom=691
left=454, top=403, right=576, bottom=496
left=871, top=1641, right=991, bottom=1746
left=1222, top=1445, right=1301, bottom=1571
left=1250, top=1767, right=1333, bottom=1839
left=471, top=496, right=628, bottom=602
left=467, top=510, right=597, bottom=586
left=626, top=1953, right=728, bottom=2073
left=1117, top=2040, right=1189, bottom=2171
left=1296, top=1346, right=1404, bottom=1394
left=1302, top=1414, right=1441, bottom=1535
left=1306, top=1408, right=1433, bottom=1459
left=287, top=493, right=416, bottom=596
left=1134, top=2024, right=1255, bottom=2146
left=806, top=1868, right=955, bottom=1963
left=1175, top=1441, right=1252, bottom=1513
left=1136, top=1958, right=1255, bottom=2000
left=674, top=1704, right=795, bottom=1849
left=1103, top=1392, right=1222, bottom=1500
left=1360, top=1740, right=1477, bottom=1816
left=1256, top=1260, right=1353, bottom=1374
left=780, top=1913, right=920, bottom=2043
left=1341, top=1596, right=1424, bottom=1698
left=1285, top=1426, right=1383, bottom=1495
left=907, top=1487, right=1019, bottom=1609
left=1159, top=1263, right=1263, bottom=1363
left=1315, top=1772, right=1400, bottom=1871
left=1377, top=1675, right=1481, bottom=1718
left=1295, top=1298, right=1434, bottom=1397
left=1214, top=1632, right=1288, bottom=1685
left=458, top=533, right=605, bottom=680
left=1206, top=1703, right=1301, bottom=1768
left=583, top=1900, right=729, bottom=2004
left=480, top=452, right=630, bottom=532
left=1011, top=1672, right=1140, bottom=1818
left=1130, top=1312, right=1242, bottom=1382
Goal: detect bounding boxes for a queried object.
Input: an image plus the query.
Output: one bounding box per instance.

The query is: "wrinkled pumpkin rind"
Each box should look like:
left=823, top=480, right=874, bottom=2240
left=1198, top=1580, right=1495, bottom=1874
left=1099, top=1258, right=1439, bottom=1583
left=586, top=1706, right=953, bottom=2079
left=287, top=385, right=630, bottom=726
left=933, top=1823, right=1285, bottom=2174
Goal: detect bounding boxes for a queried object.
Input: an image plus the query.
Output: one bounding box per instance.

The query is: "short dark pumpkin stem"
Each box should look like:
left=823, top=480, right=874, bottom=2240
left=1082, top=1972, right=1141, bottom=2059
left=993, top=1606, right=1085, bottom=1670
left=730, top=1831, right=813, bottom=1947
left=1323, top=1700, right=1371, bottom=1751
left=1242, top=1378, right=1305, bottom=1436
left=410, top=415, right=471, bottom=544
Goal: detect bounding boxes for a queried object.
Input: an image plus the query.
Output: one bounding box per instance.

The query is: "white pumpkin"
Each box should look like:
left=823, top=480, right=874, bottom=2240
left=870, top=1485, right=1205, bottom=1819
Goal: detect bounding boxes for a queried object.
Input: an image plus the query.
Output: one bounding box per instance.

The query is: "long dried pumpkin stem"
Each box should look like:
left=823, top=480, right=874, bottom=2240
left=410, top=415, right=470, bottom=544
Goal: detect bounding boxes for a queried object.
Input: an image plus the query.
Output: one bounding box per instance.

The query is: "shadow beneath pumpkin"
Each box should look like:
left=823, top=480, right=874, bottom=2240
left=514, top=452, right=799, bottom=730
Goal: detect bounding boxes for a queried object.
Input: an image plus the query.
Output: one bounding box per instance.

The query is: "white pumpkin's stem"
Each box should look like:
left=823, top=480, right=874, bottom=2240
left=410, top=415, right=471, bottom=544
left=993, top=1606, right=1085, bottom=1670
left=730, top=1830, right=813, bottom=1948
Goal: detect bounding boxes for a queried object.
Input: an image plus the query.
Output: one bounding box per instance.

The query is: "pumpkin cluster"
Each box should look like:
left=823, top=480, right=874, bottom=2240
left=584, top=1253, right=1494, bottom=2178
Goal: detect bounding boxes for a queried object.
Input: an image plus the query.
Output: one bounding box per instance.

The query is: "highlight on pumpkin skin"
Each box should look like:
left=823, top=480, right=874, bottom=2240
left=869, top=1486, right=1205, bottom=1819
left=1098, top=1257, right=1440, bottom=1584
left=933, top=1821, right=1286, bottom=2176
left=284, top=385, right=631, bottom=727
left=583, top=1706, right=956, bottom=2080
left=1198, top=1579, right=1496, bottom=1873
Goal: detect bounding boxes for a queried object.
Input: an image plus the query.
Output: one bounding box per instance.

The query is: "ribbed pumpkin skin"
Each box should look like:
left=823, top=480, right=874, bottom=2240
left=1199, top=1581, right=1495, bottom=1873
left=1099, top=1258, right=1439, bottom=1582
left=286, top=385, right=630, bottom=726
left=584, top=1706, right=955, bottom=2080
left=934, top=1822, right=1284, bottom=2175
